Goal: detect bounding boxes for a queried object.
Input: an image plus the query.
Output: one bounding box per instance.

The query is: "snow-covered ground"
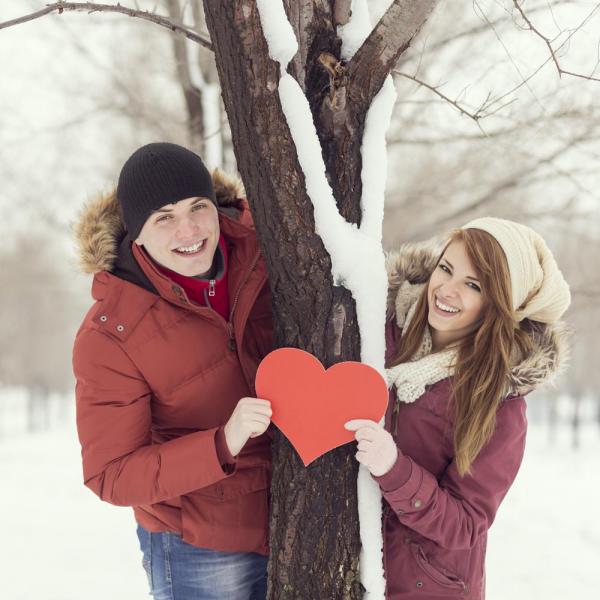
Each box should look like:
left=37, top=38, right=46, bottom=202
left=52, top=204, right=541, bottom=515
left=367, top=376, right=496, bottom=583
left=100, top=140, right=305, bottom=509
left=1, top=405, right=599, bottom=600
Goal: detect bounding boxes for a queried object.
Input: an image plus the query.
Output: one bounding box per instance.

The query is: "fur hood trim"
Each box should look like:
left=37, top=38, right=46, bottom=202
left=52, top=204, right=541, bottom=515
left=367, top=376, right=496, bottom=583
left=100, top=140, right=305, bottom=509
left=385, top=241, right=570, bottom=396
left=74, top=169, right=245, bottom=275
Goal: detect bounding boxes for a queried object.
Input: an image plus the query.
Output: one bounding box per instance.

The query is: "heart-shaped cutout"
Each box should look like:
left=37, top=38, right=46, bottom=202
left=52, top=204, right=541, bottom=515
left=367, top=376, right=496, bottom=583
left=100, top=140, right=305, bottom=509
left=255, top=348, right=388, bottom=466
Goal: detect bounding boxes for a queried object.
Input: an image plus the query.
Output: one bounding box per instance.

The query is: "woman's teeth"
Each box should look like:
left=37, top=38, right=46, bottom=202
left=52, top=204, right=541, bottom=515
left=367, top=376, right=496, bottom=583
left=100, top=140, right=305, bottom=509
left=435, top=298, right=460, bottom=313
left=175, top=240, right=205, bottom=254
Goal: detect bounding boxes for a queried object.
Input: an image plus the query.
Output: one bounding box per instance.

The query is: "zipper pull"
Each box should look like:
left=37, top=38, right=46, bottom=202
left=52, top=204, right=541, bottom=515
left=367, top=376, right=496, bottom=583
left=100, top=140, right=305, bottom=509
left=208, top=279, right=216, bottom=297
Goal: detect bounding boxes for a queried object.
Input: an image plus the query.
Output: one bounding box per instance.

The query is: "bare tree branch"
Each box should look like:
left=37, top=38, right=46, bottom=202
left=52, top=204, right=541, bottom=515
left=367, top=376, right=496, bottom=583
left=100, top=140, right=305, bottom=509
left=386, top=129, right=596, bottom=244
left=388, top=107, right=598, bottom=145
left=0, top=1, right=213, bottom=51
left=392, top=70, right=487, bottom=126
left=345, top=0, right=440, bottom=111
left=429, top=132, right=592, bottom=229
left=512, top=0, right=600, bottom=83
left=413, top=0, right=577, bottom=58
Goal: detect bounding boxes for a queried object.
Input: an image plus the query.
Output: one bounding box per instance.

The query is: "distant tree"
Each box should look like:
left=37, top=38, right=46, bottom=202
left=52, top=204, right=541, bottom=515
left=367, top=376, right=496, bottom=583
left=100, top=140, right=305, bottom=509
left=0, top=233, right=87, bottom=431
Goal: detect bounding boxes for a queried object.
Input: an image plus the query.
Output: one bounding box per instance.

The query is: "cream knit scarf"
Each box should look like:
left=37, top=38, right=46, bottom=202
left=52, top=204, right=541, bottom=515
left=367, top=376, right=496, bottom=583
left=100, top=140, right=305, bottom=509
left=386, top=282, right=457, bottom=404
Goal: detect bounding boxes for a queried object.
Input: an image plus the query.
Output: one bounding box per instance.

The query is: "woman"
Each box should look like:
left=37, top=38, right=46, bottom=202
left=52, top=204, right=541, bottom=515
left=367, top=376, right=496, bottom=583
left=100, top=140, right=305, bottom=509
left=346, top=217, right=570, bottom=599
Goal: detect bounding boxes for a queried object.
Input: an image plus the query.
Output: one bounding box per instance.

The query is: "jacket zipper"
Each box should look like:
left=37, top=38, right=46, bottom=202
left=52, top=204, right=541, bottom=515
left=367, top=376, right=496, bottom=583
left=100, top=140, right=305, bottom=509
left=227, top=251, right=261, bottom=352
left=203, top=289, right=212, bottom=309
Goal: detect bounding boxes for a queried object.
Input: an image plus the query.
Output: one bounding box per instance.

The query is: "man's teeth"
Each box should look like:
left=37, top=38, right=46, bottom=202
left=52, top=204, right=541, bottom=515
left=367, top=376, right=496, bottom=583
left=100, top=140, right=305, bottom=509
left=176, top=240, right=205, bottom=253
left=435, top=298, right=460, bottom=313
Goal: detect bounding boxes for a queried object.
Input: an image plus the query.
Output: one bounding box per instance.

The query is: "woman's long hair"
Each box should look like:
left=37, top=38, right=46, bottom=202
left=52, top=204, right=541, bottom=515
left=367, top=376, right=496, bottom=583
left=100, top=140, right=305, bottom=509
left=387, top=228, right=532, bottom=476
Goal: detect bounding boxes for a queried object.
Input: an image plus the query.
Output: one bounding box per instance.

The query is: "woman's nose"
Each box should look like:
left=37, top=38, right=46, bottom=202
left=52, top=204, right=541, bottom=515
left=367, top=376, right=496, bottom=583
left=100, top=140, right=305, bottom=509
left=438, top=282, right=458, bottom=298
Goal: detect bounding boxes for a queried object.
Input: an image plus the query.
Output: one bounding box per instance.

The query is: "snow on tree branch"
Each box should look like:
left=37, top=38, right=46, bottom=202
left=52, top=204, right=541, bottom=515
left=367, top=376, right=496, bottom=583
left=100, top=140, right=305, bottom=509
left=0, top=2, right=213, bottom=51
left=256, top=0, right=389, bottom=372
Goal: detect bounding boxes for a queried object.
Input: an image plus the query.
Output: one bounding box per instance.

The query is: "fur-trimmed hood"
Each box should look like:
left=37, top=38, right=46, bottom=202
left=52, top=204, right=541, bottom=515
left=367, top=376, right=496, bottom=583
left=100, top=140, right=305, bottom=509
left=385, top=240, right=569, bottom=396
left=74, top=169, right=245, bottom=275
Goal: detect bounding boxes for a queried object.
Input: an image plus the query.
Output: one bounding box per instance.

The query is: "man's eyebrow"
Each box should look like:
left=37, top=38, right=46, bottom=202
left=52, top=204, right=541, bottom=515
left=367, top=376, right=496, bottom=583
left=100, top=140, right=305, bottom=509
left=441, top=258, right=480, bottom=281
left=151, top=198, right=208, bottom=214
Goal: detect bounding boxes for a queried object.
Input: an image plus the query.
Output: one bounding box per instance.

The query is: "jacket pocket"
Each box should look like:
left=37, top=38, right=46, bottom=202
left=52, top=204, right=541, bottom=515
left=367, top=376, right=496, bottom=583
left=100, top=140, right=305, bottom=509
left=193, top=464, right=269, bottom=500
left=412, top=543, right=467, bottom=593
left=181, top=465, right=270, bottom=554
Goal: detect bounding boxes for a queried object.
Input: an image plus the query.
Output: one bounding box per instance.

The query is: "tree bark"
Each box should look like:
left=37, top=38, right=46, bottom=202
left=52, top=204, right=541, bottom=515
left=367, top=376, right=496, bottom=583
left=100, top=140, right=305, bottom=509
left=202, top=2, right=362, bottom=597
left=201, top=1, right=437, bottom=597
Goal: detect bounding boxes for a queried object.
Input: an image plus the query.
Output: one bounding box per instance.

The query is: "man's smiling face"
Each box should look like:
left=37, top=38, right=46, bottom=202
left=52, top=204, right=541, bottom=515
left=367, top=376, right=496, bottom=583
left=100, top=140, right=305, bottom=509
left=135, top=196, right=220, bottom=277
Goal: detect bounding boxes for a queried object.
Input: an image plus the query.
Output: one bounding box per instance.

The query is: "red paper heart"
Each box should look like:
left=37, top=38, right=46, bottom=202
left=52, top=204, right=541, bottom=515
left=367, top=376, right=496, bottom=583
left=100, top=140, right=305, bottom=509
left=255, top=348, right=388, bottom=466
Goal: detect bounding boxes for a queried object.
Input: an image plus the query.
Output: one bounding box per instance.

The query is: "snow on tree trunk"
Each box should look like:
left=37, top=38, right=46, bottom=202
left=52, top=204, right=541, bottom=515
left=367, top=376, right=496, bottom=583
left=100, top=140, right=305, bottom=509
left=202, top=1, right=439, bottom=597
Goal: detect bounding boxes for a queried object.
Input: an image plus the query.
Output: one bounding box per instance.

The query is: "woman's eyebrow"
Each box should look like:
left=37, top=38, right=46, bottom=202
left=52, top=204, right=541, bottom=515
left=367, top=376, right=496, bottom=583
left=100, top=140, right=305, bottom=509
left=443, top=257, right=479, bottom=281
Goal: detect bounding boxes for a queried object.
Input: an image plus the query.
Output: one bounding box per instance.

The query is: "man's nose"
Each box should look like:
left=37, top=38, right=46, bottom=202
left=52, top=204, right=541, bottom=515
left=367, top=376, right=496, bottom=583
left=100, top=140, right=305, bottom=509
left=176, top=216, right=199, bottom=238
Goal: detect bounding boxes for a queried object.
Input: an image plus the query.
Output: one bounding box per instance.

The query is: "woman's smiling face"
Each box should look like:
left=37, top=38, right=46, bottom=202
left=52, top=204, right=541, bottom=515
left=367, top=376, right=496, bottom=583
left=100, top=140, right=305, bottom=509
left=427, top=240, right=485, bottom=351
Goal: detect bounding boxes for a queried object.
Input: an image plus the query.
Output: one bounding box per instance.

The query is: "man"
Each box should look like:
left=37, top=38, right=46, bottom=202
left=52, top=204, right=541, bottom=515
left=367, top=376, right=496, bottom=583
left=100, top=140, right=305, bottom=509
left=73, top=142, right=273, bottom=599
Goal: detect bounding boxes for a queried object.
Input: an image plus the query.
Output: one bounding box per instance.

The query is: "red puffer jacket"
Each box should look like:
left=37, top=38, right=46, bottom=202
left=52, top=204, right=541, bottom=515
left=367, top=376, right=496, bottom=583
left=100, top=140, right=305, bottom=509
left=72, top=172, right=273, bottom=555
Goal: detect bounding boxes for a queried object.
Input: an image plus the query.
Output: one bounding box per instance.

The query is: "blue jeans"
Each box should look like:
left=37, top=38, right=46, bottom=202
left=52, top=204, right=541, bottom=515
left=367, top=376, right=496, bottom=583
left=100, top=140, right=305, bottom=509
left=136, top=525, right=268, bottom=600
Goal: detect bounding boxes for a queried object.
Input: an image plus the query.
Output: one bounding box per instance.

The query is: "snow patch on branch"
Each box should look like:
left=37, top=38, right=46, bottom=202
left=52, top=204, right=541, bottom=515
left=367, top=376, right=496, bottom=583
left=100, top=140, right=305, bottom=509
left=338, top=1, right=397, bottom=60
left=277, top=69, right=389, bottom=375
left=278, top=73, right=357, bottom=281
left=355, top=74, right=397, bottom=600
left=338, top=0, right=372, bottom=60
left=256, top=0, right=298, bottom=66
left=277, top=73, right=389, bottom=374
left=360, top=76, right=396, bottom=240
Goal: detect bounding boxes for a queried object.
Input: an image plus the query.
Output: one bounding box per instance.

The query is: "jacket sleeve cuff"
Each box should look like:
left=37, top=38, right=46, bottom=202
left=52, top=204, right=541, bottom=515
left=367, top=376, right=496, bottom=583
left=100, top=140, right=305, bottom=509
left=376, top=455, right=439, bottom=517
left=214, top=427, right=237, bottom=474
left=373, top=452, right=413, bottom=492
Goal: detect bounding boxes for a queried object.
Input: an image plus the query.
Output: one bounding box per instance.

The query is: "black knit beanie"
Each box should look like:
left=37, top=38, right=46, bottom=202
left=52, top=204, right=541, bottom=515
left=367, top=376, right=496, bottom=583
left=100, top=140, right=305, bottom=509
left=116, top=142, right=216, bottom=240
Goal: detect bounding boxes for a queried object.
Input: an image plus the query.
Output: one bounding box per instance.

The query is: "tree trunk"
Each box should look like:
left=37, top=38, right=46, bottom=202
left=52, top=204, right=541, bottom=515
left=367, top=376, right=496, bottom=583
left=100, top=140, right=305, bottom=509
left=202, top=2, right=362, bottom=597
left=202, top=1, right=438, bottom=597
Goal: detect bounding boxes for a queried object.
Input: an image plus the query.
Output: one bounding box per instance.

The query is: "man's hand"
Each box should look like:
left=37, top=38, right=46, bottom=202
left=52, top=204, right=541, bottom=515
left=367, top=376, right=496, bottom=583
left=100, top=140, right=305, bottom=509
left=344, top=419, right=398, bottom=477
left=224, top=397, right=272, bottom=457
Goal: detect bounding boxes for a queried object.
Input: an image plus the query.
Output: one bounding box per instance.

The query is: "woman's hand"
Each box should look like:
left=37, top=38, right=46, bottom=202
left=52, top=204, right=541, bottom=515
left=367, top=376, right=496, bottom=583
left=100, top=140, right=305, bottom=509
left=344, top=419, right=398, bottom=477
left=224, top=397, right=272, bottom=457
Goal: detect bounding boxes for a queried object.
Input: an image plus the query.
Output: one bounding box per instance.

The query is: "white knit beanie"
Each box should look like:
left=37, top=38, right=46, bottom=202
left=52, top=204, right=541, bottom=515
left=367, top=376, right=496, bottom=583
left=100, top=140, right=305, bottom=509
left=463, top=217, right=571, bottom=323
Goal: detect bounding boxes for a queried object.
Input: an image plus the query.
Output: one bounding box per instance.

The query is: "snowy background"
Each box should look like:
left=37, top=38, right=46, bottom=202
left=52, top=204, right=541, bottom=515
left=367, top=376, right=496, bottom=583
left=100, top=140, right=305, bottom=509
left=1, top=1, right=599, bottom=599
left=2, top=394, right=599, bottom=599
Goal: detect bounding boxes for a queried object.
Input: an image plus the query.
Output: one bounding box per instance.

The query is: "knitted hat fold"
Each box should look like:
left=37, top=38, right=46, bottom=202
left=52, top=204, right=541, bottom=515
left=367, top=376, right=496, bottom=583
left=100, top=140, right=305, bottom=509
left=463, top=217, right=571, bottom=324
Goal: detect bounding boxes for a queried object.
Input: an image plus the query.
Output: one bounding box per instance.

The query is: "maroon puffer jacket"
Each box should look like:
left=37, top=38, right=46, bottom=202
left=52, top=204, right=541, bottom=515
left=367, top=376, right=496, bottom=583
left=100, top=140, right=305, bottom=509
left=376, top=375, right=526, bottom=599
left=377, top=244, right=568, bottom=599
